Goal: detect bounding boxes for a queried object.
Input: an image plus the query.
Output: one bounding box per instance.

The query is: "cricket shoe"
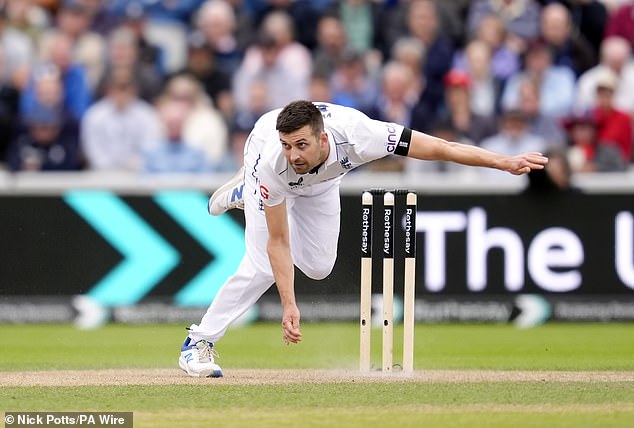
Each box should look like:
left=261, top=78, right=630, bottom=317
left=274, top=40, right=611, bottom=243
left=179, top=337, right=223, bottom=378
left=208, top=166, right=245, bottom=216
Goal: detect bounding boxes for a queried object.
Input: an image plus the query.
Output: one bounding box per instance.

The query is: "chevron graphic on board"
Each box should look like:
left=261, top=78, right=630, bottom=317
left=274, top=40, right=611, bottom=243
left=154, top=191, right=245, bottom=306
left=64, top=190, right=245, bottom=307
left=64, top=191, right=180, bottom=306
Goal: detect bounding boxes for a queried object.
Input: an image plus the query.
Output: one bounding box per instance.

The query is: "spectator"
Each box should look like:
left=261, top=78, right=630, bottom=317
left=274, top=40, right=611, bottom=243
left=365, top=61, right=418, bottom=171
left=175, top=30, right=233, bottom=121
left=591, top=68, right=633, bottom=164
left=540, top=0, right=607, bottom=56
left=328, top=48, right=378, bottom=114
left=76, top=0, right=122, bottom=36
left=39, top=1, right=107, bottom=90
left=383, top=0, right=468, bottom=56
left=0, top=46, right=20, bottom=164
left=431, top=0, right=471, bottom=46
left=431, top=69, right=497, bottom=144
left=196, top=0, right=244, bottom=76
left=161, top=72, right=230, bottom=170
left=406, top=0, right=454, bottom=121
left=143, top=99, right=209, bottom=173
left=516, top=75, right=566, bottom=147
left=523, top=147, right=580, bottom=195
left=230, top=78, right=270, bottom=168
left=20, top=64, right=65, bottom=113
left=97, top=26, right=163, bottom=103
left=121, top=0, right=192, bottom=73
left=539, top=2, right=596, bottom=76
left=461, top=39, right=502, bottom=117
left=575, top=36, right=634, bottom=114
left=223, top=0, right=257, bottom=50
left=562, top=111, right=599, bottom=172
left=8, top=104, right=82, bottom=171
left=602, top=0, right=630, bottom=15
left=81, top=70, right=162, bottom=171
left=259, top=10, right=312, bottom=87
left=0, top=6, right=35, bottom=85
left=119, top=2, right=166, bottom=77
left=563, top=111, right=627, bottom=172
left=454, top=13, right=521, bottom=81
left=480, top=109, right=547, bottom=164
left=18, top=64, right=73, bottom=133
left=604, top=0, right=634, bottom=51
left=3, top=0, right=49, bottom=42
left=468, top=0, right=542, bottom=42
left=254, top=0, right=321, bottom=50
left=234, top=78, right=269, bottom=134
left=142, top=0, right=204, bottom=24
left=227, top=120, right=250, bottom=171
left=21, top=32, right=92, bottom=120
left=390, top=37, right=425, bottom=104
left=502, top=40, right=576, bottom=118
left=233, top=32, right=309, bottom=112
left=367, top=60, right=417, bottom=126
left=309, top=73, right=333, bottom=103
left=312, top=14, right=348, bottom=78
left=325, top=0, right=387, bottom=56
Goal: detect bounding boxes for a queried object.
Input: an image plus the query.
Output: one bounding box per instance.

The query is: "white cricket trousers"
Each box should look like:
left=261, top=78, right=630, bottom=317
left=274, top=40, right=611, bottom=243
left=188, top=135, right=342, bottom=344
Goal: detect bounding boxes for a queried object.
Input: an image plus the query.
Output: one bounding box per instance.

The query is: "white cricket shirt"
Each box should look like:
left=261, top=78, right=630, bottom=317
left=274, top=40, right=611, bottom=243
left=252, top=103, right=405, bottom=207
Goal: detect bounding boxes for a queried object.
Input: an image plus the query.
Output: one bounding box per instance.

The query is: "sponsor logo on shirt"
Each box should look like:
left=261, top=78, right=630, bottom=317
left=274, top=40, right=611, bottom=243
left=385, top=124, right=398, bottom=152
left=260, top=185, right=270, bottom=199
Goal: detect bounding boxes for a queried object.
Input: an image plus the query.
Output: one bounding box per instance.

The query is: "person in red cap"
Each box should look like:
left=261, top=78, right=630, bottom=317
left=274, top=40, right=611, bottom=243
left=562, top=112, right=599, bottom=172
left=592, top=69, right=632, bottom=164
left=435, top=69, right=497, bottom=145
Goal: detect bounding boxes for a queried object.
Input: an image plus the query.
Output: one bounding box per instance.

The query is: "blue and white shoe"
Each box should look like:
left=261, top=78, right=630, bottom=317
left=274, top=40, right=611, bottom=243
left=208, top=166, right=245, bottom=216
left=179, top=337, right=223, bottom=378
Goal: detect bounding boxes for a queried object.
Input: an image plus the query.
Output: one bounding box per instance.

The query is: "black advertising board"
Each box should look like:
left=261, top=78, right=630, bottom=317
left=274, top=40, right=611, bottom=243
left=1, top=191, right=633, bottom=323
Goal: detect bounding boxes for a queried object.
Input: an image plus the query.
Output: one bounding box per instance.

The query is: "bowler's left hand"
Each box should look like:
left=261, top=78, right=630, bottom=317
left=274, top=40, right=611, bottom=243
left=504, top=152, right=549, bottom=175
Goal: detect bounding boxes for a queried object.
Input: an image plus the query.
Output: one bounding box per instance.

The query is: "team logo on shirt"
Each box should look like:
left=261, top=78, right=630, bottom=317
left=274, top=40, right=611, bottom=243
left=315, top=103, right=332, bottom=118
left=385, top=124, right=398, bottom=152
left=339, top=156, right=352, bottom=169
left=288, top=176, right=304, bottom=189
left=260, top=185, right=270, bottom=199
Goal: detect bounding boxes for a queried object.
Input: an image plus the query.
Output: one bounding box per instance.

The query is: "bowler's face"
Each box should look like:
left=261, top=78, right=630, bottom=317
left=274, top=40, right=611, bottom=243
left=279, top=125, right=328, bottom=174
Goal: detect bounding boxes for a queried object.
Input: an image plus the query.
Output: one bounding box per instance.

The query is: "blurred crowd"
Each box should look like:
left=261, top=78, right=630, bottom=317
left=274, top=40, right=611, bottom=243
left=1, top=0, right=634, bottom=178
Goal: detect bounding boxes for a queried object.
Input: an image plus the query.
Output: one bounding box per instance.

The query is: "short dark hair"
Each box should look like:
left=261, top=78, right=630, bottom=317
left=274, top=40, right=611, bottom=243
left=276, top=100, right=324, bottom=138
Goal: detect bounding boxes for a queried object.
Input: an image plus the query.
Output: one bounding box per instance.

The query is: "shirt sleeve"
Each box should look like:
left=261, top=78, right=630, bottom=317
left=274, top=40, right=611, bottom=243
left=344, top=109, right=405, bottom=163
left=257, top=161, right=287, bottom=207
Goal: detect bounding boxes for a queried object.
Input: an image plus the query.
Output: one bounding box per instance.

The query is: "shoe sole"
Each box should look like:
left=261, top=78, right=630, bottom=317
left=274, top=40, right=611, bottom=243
left=208, top=168, right=245, bottom=216
left=179, top=357, right=224, bottom=378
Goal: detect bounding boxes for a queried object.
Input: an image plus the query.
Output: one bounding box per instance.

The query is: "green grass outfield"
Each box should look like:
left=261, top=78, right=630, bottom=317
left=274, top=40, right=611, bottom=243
left=1, top=322, right=633, bottom=427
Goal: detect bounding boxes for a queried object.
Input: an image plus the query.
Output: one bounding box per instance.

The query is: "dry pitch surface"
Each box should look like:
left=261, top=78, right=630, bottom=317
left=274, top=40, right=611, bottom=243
left=2, top=369, right=634, bottom=386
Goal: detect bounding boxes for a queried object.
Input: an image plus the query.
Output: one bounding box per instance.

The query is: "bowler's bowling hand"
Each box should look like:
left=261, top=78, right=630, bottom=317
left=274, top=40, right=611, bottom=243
left=281, top=303, right=302, bottom=344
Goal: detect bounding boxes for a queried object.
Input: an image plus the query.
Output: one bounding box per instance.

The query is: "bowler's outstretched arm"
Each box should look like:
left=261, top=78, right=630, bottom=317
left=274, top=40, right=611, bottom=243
left=402, top=129, right=548, bottom=174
